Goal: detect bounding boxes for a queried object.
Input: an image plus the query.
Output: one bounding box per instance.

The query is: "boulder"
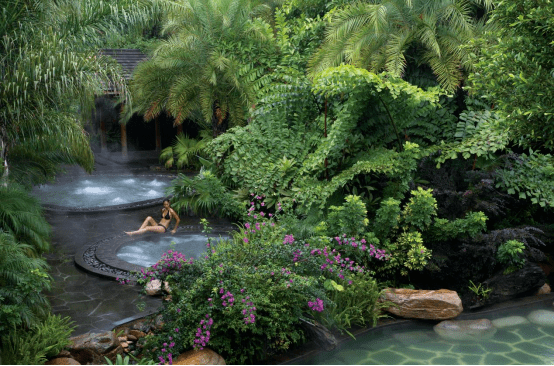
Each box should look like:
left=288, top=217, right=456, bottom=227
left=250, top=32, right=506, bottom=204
left=145, top=280, right=162, bottom=296
left=129, top=330, right=146, bottom=339
left=172, top=348, right=225, bottom=365
left=491, top=316, right=529, bottom=328
left=67, top=331, right=121, bottom=364
left=382, top=288, right=463, bottom=320
left=299, top=318, right=337, bottom=351
left=536, top=283, right=551, bottom=295
left=145, top=280, right=171, bottom=296
left=483, top=263, right=545, bottom=305
left=527, top=310, right=554, bottom=326
left=45, top=358, right=81, bottom=365
left=434, top=319, right=497, bottom=341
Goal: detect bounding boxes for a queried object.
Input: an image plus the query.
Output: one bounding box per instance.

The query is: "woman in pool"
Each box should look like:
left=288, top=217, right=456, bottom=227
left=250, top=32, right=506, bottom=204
left=125, top=199, right=180, bottom=236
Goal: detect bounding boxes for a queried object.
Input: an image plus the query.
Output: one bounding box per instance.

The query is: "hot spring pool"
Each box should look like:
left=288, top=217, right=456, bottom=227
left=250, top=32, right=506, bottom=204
left=31, top=175, right=172, bottom=208
left=298, top=301, right=554, bottom=365
left=116, top=234, right=229, bottom=268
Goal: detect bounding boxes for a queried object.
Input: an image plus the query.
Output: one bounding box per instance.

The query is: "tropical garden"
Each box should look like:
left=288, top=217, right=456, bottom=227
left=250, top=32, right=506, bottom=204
left=1, top=0, right=554, bottom=364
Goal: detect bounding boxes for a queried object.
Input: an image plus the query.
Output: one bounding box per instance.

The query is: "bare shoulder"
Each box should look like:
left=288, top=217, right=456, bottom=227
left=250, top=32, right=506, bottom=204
left=170, top=207, right=179, bottom=216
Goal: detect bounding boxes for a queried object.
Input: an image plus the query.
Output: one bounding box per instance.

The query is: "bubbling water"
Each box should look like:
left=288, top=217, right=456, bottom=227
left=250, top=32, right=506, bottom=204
left=117, top=234, right=229, bottom=267
left=31, top=175, right=172, bottom=208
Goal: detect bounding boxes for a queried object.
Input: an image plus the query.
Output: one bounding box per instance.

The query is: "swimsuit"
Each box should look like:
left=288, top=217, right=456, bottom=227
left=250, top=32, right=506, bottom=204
left=158, top=210, right=170, bottom=232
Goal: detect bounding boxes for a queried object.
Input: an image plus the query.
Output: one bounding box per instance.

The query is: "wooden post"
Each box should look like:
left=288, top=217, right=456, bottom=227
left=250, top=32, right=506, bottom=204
left=120, top=122, right=128, bottom=157
left=155, top=118, right=162, bottom=151
left=100, top=120, right=108, bottom=154
left=120, top=104, right=127, bottom=157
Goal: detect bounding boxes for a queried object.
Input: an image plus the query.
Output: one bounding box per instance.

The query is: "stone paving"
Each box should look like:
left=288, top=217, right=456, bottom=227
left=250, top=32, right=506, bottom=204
left=42, top=151, right=201, bottom=336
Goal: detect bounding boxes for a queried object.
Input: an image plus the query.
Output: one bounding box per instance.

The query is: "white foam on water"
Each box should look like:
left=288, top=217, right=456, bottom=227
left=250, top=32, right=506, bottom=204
left=147, top=179, right=165, bottom=187
left=121, top=179, right=136, bottom=184
left=81, top=180, right=93, bottom=185
left=75, top=187, right=114, bottom=195
left=144, top=189, right=159, bottom=196
left=111, top=197, right=126, bottom=204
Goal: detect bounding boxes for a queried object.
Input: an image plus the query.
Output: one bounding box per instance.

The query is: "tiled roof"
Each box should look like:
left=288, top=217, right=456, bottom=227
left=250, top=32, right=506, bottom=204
left=100, top=49, right=148, bottom=80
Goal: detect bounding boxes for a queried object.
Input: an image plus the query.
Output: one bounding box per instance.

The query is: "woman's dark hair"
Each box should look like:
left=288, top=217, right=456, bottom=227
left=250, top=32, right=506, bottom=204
left=163, top=199, right=170, bottom=205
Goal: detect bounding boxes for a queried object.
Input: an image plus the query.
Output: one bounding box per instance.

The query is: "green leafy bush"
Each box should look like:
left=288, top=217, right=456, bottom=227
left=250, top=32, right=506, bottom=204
left=159, top=132, right=212, bottom=171
left=496, top=240, right=526, bottom=274
left=314, top=273, right=391, bottom=336
left=328, top=195, right=369, bottom=238
left=495, top=151, right=554, bottom=207
left=379, top=231, right=432, bottom=278
left=430, top=212, right=488, bottom=241
left=401, top=187, right=437, bottom=231
left=0, top=314, right=75, bottom=365
left=0, top=231, right=51, bottom=332
left=167, top=170, right=242, bottom=218
left=0, top=184, right=51, bottom=254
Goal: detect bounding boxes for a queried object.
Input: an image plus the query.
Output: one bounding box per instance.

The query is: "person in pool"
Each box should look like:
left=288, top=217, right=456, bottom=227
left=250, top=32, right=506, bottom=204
left=125, top=199, right=180, bottom=236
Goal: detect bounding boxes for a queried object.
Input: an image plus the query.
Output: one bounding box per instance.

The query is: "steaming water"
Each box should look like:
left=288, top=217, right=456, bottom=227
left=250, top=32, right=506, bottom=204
left=298, top=302, right=554, bottom=365
left=31, top=176, right=172, bottom=208
left=117, top=234, right=229, bottom=267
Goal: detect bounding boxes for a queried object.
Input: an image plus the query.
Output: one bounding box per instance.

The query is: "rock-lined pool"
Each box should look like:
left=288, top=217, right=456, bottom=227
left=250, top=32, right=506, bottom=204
left=31, top=175, right=171, bottom=208
left=298, top=302, right=554, bottom=364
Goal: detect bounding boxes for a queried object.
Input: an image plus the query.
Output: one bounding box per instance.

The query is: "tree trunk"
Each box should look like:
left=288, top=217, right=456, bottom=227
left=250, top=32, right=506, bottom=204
left=0, top=126, right=9, bottom=185
left=212, top=102, right=229, bottom=138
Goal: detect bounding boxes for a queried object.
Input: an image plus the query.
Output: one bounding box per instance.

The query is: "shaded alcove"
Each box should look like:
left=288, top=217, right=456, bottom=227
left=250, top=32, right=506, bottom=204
left=87, top=96, right=200, bottom=154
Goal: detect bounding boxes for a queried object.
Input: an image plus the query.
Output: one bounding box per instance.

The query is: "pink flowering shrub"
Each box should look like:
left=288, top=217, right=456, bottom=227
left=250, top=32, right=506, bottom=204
left=135, top=196, right=389, bottom=364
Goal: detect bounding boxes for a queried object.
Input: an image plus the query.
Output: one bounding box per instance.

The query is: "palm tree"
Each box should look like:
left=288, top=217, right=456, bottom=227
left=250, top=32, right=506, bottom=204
left=309, top=0, right=491, bottom=91
left=130, top=0, right=276, bottom=137
left=0, top=0, right=155, bottom=186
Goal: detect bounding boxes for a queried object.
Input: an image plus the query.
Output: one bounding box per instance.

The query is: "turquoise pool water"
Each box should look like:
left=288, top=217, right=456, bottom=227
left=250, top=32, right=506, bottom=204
left=298, top=302, right=554, bottom=364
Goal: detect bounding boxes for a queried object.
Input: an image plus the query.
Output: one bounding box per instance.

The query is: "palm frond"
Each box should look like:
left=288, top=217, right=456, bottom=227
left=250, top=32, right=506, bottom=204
left=0, top=185, right=51, bottom=255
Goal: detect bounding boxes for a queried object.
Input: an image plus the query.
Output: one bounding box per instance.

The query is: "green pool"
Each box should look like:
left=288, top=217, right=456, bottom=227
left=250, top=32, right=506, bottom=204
left=297, top=300, right=554, bottom=365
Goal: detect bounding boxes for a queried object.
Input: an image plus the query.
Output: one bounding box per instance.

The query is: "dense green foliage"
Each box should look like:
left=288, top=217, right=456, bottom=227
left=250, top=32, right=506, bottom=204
left=0, top=1, right=156, bottom=363
left=0, top=314, right=75, bottom=365
left=0, top=184, right=51, bottom=254
left=0, top=0, right=155, bottom=185
left=130, top=0, right=279, bottom=135
left=0, top=231, right=51, bottom=332
left=467, top=0, right=554, bottom=149
left=310, top=0, right=491, bottom=91
left=6, top=0, right=554, bottom=363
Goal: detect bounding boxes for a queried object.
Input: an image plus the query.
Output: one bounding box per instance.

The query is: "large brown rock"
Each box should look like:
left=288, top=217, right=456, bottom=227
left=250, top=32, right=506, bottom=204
left=68, top=331, right=120, bottom=364
left=536, top=283, right=551, bottom=295
left=172, top=348, right=226, bottom=365
left=45, top=358, right=81, bottom=365
left=382, top=288, right=463, bottom=320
